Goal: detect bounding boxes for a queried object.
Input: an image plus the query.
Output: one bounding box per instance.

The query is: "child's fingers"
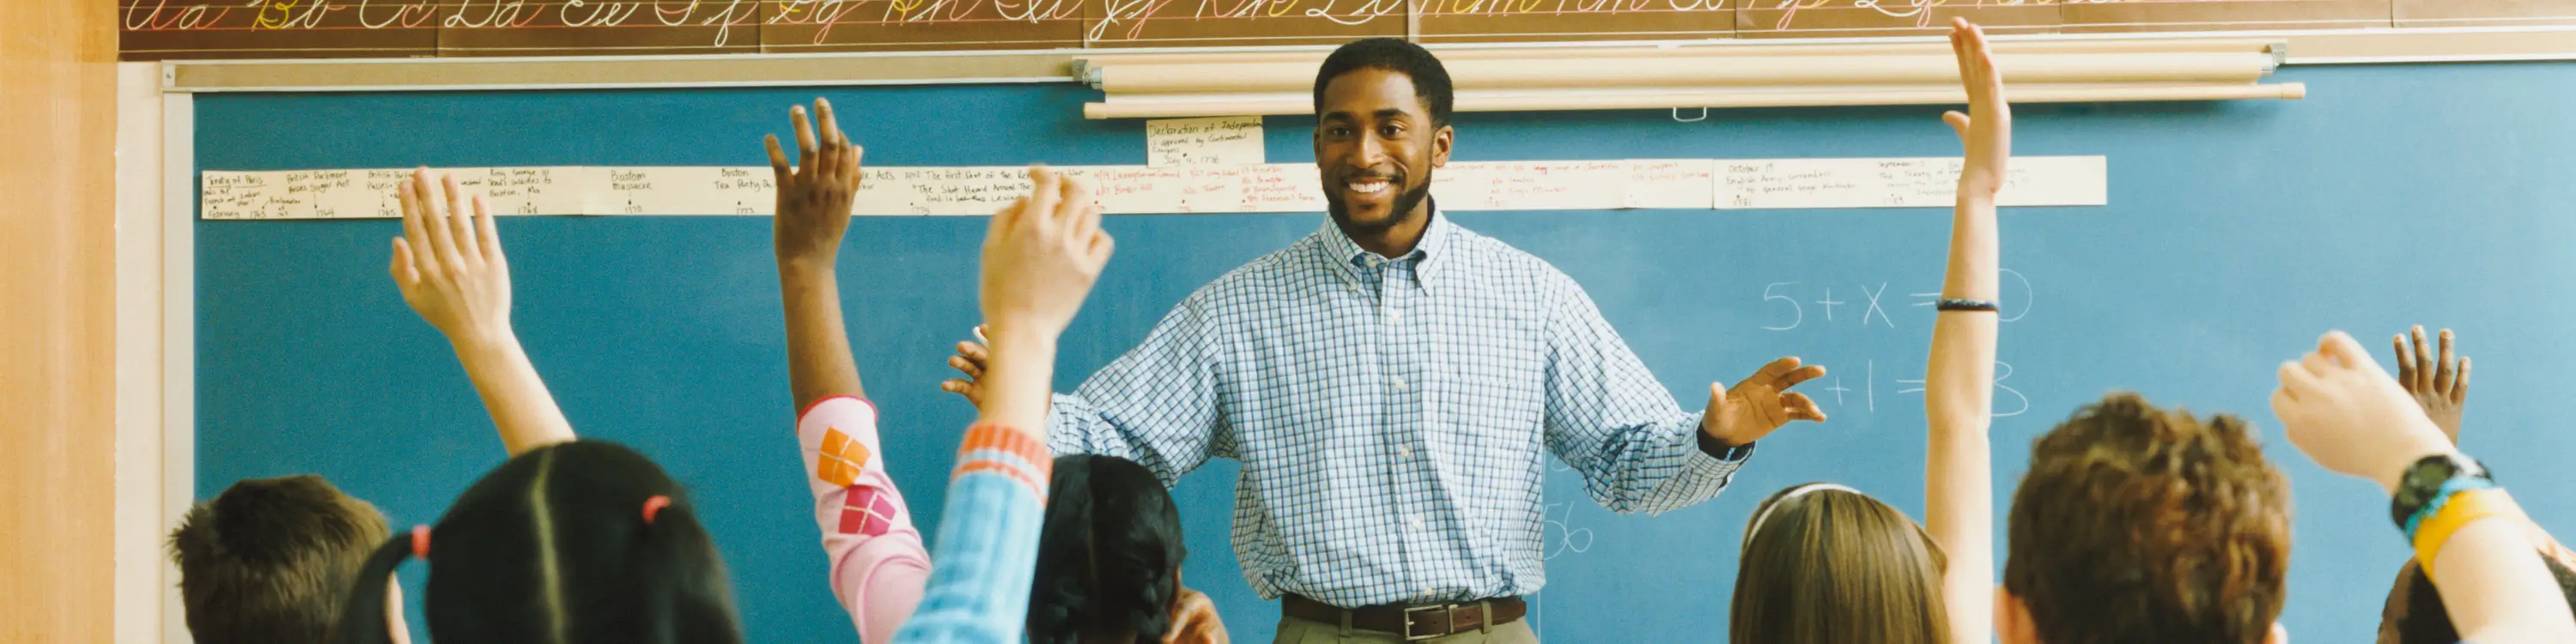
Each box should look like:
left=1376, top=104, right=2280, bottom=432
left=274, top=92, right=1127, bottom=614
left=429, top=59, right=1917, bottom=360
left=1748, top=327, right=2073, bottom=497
left=474, top=194, right=503, bottom=263
left=389, top=238, right=419, bottom=286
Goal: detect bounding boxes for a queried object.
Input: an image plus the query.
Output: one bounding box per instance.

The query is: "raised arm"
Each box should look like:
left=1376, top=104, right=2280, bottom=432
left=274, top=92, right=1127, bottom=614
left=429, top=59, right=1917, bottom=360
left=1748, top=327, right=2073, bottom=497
left=771, top=98, right=868, bottom=408
left=764, top=99, right=939, bottom=644
left=2384, top=327, right=2576, bottom=618
left=975, top=167, right=1109, bottom=439
left=2273, top=332, right=2576, bottom=644
left=895, top=167, right=1115, bottom=644
left=1924, top=18, right=2005, bottom=644
left=389, top=168, right=574, bottom=457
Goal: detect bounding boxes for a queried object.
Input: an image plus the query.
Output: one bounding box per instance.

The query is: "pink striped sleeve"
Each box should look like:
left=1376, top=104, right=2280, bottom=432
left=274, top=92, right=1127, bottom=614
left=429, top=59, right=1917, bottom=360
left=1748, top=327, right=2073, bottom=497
left=798, top=396, right=933, bottom=644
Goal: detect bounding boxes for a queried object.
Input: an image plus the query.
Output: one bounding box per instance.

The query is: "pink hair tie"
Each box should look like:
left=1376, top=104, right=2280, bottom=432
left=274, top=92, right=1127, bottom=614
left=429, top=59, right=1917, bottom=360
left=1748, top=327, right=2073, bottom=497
left=410, top=526, right=432, bottom=559
left=642, top=495, right=672, bottom=525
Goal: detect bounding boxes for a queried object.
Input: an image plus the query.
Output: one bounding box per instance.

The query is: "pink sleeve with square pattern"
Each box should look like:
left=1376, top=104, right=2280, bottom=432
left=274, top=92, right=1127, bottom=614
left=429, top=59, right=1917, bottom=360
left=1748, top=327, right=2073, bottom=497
left=798, top=396, right=933, bottom=644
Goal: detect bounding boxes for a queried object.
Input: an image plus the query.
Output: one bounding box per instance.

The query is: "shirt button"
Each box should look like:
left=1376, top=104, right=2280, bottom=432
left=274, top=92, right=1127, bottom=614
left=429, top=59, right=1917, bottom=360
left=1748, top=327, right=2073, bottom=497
left=1389, top=309, right=1404, bottom=322
left=1398, top=447, right=1413, bottom=458
left=1392, top=378, right=1408, bottom=391
left=1408, top=517, right=1425, bottom=529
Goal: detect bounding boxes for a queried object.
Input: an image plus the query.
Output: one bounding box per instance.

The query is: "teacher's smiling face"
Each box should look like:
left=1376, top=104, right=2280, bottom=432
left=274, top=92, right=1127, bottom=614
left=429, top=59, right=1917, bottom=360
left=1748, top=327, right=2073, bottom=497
left=1314, top=67, right=1452, bottom=236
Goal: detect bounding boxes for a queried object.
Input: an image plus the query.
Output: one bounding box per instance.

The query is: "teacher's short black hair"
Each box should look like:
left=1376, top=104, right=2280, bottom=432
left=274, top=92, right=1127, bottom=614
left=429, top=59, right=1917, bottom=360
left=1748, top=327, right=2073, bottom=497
left=1312, top=38, right=1455, bottom=127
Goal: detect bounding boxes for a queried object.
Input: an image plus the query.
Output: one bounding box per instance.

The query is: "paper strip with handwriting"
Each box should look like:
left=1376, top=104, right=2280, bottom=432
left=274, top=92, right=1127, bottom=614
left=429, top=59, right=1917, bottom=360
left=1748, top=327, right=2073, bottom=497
left=201, top=169, right=384, bottom=220
left=856, top=166, right=1035, bottom=216
left=1238, top=164, right=1326, bottom=213
left=1434, top=161, right=1627, bottom=211
left=201, top=171, right=288, bottom=220
left=594, top=167, right=774, bottom=216
left=337, top=167, right=597, bottom=218
left=1145, top=116, right=1265, bottom=167
left=458, top=167, right=599, bottom=216
left=1625, top=160, right=1719, bottom=210
left=1716, top=156, right=2107, bottom=210
left=204, top=167, right=598, bottom=219
left=200, top=156, right=2106, bottom=220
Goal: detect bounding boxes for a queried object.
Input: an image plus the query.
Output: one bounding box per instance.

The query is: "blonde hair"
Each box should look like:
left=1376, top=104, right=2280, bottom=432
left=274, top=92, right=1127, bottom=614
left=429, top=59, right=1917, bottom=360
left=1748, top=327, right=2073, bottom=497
left=1731, top=483, right=1950, bottom=644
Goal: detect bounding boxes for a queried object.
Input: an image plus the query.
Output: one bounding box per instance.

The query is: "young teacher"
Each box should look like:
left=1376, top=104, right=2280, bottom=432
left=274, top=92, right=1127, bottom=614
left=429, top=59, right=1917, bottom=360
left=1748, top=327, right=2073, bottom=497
left=945, top=38, right=1827, bottom=644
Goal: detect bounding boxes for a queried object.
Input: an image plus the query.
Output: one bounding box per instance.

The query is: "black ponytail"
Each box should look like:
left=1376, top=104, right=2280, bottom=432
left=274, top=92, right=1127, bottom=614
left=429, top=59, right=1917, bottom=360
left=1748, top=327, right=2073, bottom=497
left=1027, top=455, right=1188, bottom=644
left=1026, top=463, right=1098, bottom=644
left=325, top=533, right=417, bottom=644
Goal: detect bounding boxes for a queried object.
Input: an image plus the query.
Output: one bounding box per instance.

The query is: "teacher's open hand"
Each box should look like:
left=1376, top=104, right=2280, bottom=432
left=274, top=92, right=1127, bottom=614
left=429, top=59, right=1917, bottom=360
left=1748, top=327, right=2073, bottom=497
left=1701, top=356, right=1828, bottom=448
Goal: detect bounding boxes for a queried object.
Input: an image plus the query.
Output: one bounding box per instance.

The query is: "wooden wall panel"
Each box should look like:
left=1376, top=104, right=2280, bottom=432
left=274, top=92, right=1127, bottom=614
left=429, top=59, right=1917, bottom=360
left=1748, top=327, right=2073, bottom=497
left=0, top=0, right=120, bottom=640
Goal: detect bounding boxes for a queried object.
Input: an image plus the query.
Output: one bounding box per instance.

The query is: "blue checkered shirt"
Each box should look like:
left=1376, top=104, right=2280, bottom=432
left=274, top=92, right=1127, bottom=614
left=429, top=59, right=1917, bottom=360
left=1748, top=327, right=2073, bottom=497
left=1045, top=209, right=1751, bottom=608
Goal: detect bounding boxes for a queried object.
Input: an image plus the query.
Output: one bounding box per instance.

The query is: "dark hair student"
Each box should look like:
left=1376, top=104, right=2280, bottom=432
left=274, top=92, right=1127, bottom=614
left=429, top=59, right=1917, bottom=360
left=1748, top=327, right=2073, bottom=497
left=328, top=440, right=742, bottom=644
left=1027, top=454, right=1190, bottom=644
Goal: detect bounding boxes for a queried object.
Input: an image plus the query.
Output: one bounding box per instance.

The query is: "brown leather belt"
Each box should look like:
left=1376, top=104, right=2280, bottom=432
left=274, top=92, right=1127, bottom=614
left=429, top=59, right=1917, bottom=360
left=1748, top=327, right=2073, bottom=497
left=1284, top=594, right=1527, bottom=641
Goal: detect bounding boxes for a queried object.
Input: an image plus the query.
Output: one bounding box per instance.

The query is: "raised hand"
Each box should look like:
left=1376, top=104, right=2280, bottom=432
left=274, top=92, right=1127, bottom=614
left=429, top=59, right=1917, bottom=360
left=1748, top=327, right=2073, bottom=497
left=2391, top=325, right=2469, bottom=444
left=981, top=167, right=1114, bottom=341
left=1702, top=356, right=1828, bottom=447
left=768, top=98, right=865, bottom=266
left=975, top=166, right=1115, bottom=433
left=1163, top=586, right=1229, bottom=644
left=1944, top=17, right=2010, bottom=202
left=390, top=168, right=512, bottom=347
left=2271, top=331, right=2457, bottom=492
left=939, top=325, right=990, bottom=410
left=387, top=167, right=574, bottom=455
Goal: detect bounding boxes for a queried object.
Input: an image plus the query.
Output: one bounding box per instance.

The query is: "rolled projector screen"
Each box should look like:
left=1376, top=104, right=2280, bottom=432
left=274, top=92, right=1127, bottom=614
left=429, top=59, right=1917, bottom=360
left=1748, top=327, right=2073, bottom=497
left=1074, top=38, right=2279, bottom=69
left=1082, top=82, right=2306, bottom=118
left=1097, top=52, right=2278, bottom=94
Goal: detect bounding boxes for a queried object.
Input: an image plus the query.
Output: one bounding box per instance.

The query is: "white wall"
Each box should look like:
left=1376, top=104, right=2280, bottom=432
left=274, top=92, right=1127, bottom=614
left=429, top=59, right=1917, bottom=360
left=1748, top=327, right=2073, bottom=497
left=114, top=59, right=191, bottom=644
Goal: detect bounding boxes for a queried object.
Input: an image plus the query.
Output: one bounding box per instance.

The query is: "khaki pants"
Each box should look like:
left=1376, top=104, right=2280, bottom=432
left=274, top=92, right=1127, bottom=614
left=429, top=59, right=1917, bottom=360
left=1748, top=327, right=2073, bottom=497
left=1272, top=614, right=1540, bottom=644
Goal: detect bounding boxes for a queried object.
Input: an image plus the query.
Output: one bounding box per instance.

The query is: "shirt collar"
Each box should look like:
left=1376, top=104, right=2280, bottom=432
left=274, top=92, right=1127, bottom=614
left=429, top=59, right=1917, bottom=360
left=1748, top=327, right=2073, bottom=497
left=1315, top=201, right=1455, bottom=293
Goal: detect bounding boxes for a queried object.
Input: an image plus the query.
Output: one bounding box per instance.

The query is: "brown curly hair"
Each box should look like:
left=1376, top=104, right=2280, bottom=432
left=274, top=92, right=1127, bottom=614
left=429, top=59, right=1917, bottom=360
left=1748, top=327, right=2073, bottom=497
left=2003, top=392, right=2291, bottom=644
left=170, top=475, right=391, bottom=644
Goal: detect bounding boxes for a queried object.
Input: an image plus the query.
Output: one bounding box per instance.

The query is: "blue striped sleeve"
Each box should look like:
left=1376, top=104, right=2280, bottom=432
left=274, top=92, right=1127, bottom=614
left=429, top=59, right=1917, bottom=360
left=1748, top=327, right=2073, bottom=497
left=890, top=423, right=1053, bottom=644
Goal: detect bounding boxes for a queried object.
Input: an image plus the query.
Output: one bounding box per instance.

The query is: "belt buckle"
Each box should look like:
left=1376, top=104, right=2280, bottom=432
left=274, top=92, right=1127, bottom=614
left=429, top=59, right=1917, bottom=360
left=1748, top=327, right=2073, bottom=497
left=1401, top=604, right=1455, bottom=641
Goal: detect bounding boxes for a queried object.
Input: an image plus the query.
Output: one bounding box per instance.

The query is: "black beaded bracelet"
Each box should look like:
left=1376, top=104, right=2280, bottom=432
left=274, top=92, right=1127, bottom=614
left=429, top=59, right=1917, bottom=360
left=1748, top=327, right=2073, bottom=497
left=1935, top=298, right=2000, bottom=312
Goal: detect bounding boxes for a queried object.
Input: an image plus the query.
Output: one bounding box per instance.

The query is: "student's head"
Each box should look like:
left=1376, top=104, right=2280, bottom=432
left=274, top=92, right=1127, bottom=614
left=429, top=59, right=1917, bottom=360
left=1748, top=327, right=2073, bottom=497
left=2379, top=552, right=2576, bottom=644
left=1311, top=37, right=1455, bottom=234
left=1730, top=483, right=1951, bottom=644
left=171, top=475, right=392, bottom=644
left=329, top=440, right=741, bottom=644
left=1028, top=454, right=1188, bottom=644
left=2000, top=392, right=2291, bottom=644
